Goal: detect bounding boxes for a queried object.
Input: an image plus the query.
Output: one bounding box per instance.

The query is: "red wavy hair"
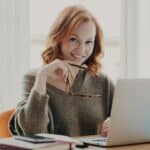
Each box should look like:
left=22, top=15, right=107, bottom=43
left=42, top=5, right=104, bottom=74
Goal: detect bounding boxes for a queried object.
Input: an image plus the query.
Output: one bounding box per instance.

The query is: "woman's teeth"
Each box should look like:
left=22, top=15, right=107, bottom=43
left=74, top=54, right=82, bottom=58
left=71, top=53, right=85, bottom=58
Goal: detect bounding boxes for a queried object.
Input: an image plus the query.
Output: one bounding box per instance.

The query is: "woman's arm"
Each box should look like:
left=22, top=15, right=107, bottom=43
left=9, top=60, right=77, bottom=135
left=100, top=76, right=115, bottom=137
left=9, top=71, right=54, bottom=136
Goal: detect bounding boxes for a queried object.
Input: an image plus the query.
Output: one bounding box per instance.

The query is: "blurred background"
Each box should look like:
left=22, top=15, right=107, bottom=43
left=0, top=0, right=150, bottom=110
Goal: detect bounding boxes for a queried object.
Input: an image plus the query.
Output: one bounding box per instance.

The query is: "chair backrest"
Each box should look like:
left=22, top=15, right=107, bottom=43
left=0, top=109, right=15, bottom=138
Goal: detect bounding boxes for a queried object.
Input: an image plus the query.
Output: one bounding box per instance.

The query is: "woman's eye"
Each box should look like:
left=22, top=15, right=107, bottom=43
left=86, top=41, right=94, bottom=45
left=70, top=37, right=77, bottom=42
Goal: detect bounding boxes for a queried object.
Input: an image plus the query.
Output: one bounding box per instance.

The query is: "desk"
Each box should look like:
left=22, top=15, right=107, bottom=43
left=74, top=143, right=150, bottom=150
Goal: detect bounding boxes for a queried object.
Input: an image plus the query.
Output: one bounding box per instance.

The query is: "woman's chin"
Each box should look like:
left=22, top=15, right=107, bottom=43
left=70, top=57, right=84, bottom=64
left=70, top=59, right=84, bottom=65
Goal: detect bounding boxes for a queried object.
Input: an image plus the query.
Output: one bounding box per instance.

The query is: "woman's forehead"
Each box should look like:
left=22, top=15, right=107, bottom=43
left=69, top=21, right=96, bottom=39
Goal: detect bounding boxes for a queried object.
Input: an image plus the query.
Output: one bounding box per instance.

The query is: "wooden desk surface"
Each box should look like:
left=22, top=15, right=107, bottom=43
left=74, top=143, right=150, bottom=150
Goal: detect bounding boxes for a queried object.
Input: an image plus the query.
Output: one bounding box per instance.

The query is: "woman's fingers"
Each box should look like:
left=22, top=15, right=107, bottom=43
left=54, top=66, right=68, bottom=82
left=45, top=59, right=76, bottom=82
left=100, top=117, right=111, bottom=137
left=64, top=61, right=77, bottom=76
left=101, top=125, right=108, bottom=137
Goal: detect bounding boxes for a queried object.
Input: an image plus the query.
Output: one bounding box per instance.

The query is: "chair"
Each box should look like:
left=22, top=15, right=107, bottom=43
left=0, top=109, right=15, bottom=138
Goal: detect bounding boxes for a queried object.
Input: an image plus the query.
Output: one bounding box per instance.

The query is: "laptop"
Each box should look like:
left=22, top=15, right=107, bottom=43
left=80, top=79, right=150, bottom=147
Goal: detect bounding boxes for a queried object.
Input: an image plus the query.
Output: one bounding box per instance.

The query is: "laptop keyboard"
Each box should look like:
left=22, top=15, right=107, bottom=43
left=93, top=137, right=108, bottom=142
left=80, top=136, right=108, bottom=145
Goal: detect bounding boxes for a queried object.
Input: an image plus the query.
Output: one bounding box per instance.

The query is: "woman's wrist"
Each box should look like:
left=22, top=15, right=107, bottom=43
left=34, top=67, right=48, bottom=95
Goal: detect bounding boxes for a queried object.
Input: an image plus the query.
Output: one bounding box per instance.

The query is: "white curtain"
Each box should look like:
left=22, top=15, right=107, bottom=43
left=0, top=0, right=30, bottom=111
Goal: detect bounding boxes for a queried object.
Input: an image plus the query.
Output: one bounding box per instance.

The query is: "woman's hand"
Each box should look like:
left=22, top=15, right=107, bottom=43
left=100, top=117, right=111, bottom=137
left=44, top=59, right=75, bottom=82
left=34, top=59, right=75, bottom=94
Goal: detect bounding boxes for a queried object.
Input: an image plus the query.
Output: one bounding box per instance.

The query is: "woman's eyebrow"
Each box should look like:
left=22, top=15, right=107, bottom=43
left=70, top=34, right=78, bottom=38
left=70, top=34, right=94, bottom=41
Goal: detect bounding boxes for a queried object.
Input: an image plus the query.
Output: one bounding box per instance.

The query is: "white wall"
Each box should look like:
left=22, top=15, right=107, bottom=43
left=137, top=0, right=150, bottom=77
left=121, top=0, right=150, bottom=78
left=0, top=0, right=30, bottom=110
left=30, top=0, right=120, bottom=39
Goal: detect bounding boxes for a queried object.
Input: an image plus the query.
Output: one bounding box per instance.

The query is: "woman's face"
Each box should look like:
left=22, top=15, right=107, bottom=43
left=61, top=21, right=96, bottom=65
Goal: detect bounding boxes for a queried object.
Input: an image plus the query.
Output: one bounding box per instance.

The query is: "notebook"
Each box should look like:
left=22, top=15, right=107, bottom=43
left=80, top=79, right=150, bottom=147
left=0, top=135, right=73, bottom=150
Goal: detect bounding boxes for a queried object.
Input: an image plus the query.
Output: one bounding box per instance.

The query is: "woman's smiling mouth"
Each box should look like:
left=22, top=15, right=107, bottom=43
left=71, top=52, right=86, bottom=59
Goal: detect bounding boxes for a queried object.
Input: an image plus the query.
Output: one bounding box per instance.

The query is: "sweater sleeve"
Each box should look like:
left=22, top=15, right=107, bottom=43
left=9, top=74, right=54, bottom=136
left=106, top=77, right=115, bottom=117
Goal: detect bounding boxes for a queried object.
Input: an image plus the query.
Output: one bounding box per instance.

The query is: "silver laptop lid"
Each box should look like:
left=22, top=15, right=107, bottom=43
left=107, top=79, right=150, bottom=146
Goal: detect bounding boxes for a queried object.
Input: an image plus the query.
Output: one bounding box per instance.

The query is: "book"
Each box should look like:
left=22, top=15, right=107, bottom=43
left=14, top=135, right=55, bottom=144
left=36, top=133, right=80, bottom=144
left=0, top=136, right=74, bottom=150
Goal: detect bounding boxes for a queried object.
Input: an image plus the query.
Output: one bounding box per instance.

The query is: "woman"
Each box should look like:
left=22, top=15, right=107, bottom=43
left=9, top=5, right=114, bottom=137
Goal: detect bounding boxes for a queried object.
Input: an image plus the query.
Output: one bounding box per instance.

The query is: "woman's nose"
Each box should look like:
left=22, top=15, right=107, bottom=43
left=76, top=42, right=86, bottom=56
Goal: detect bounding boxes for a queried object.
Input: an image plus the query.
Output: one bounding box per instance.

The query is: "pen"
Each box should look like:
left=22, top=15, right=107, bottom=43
left=68, top=63, right=86, bottom=70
